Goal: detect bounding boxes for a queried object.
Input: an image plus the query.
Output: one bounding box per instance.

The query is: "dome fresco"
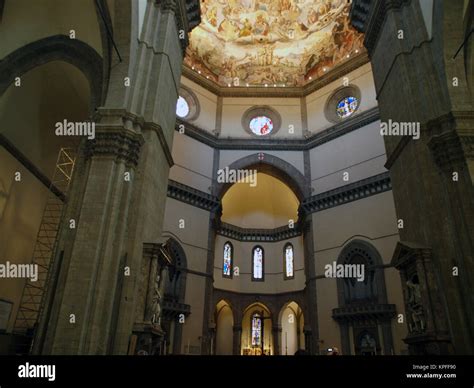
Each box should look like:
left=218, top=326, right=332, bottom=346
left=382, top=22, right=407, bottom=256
left=184, top=0, right=364, bottom=87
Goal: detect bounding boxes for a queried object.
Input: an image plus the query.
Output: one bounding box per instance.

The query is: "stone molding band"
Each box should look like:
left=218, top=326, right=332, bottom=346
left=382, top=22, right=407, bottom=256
left=168, top=172, right=392, bottom=218
left=85, top=129, right=144, bottom=167
left=176, top=106, right=380, bottom=151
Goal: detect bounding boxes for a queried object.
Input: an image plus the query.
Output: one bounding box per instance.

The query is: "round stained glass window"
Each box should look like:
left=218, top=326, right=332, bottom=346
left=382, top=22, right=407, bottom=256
left=249, top=116, right=273, bottom=136
left=336, top=96, right=358, bottom=118
left=176, top=96, right=190, bottom=118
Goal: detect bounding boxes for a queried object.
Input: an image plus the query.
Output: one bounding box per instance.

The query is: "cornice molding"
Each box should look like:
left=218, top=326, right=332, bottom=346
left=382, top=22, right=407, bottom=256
left=167, top=179, right=220, bottom=211
left=176, top=106, right=379, bottom=151
left=332, top=303, right=397, bottom=323
left=301, top=172, right=392, bottom=214
left=85, top=128, right=144, bottom=167
left=157, top=0, right=201, bottom=53
left=143, top=121, right=174, bottom=167
left=167, top=173, right=392, bottom=217
left=216, top=222, right=302, bottom=242
left=426, top=111, right=474, bottom=171
left=351, top=0, right=411, bottom=56
left=182, top=52, right=369, bottom=98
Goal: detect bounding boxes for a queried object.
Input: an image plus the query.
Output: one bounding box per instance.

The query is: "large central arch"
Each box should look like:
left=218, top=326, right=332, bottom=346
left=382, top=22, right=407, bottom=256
left=215, top=153, right=309, bottom=202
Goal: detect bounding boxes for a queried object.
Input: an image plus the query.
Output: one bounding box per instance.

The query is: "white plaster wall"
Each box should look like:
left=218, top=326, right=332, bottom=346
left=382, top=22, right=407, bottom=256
left=0, top=0, right=103, bottom=58
left=220, top=97, right=302, bottom=138
left=306, top=63, right=377, bottom=135
left=310, top=120, right=387, bottom=194
left=311, top=191, right=408, bottom=354
left=180, top=77, right=218, bottom=133
left=219, top=150, right=305, bottom=175
left=169, top=133, right=214, bottom=193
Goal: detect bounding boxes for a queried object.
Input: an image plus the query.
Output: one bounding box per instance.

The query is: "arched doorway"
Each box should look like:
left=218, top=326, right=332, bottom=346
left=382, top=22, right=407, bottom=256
left=279, top=301, right=304, bottom=355
left=215, top=300, right=233, bottom=355
left=241, top=303, right=273, bottom=355
left=161, top=237, right=189, bottom=355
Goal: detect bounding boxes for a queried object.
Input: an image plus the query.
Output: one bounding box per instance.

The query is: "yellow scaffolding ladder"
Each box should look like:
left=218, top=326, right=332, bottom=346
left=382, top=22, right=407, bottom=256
left=13, top=148, right=76, bottom=353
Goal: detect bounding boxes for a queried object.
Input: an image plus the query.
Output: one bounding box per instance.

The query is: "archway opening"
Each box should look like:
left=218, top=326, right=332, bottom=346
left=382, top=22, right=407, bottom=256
left=221, top=172, right=299, bottom=229
left=0, top=60, right=91, bottom=341
left=215, top=300, right=234, bottom=355
left=279, top=301, right=304, bottom=355
left=241, top=303, right=273, bottom=355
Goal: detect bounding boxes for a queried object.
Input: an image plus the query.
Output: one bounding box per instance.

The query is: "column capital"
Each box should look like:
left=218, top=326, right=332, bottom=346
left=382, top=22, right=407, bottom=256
left=85, top=128, right=144, bottom=167
left=350, top=0, right=411, bottom=56
left=156, top=0, right=201, bottom=52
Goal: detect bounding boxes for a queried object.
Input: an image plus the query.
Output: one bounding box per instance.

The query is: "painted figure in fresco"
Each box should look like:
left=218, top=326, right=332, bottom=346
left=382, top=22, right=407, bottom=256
left=206, top=6, right=218, bottom=27
left=239, top=18, right=252, bottom=37
left=254, top=13, right=270, bottom=36
left=218, top=19, right=240, bottom=39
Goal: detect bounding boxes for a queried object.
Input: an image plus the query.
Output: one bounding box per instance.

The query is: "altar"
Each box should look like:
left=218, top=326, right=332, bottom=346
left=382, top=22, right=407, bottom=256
left=242, top=347, right=271, bottom=356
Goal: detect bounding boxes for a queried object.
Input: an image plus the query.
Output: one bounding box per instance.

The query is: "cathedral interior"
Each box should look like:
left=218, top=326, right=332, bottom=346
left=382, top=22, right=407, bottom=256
left=0, top=0, right=473, bottom=358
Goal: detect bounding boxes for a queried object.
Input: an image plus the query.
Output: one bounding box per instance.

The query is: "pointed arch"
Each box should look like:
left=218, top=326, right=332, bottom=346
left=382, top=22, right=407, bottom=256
left=0, top=35, right=105, bottom=111
left=216, top=153, right=309, bottom=202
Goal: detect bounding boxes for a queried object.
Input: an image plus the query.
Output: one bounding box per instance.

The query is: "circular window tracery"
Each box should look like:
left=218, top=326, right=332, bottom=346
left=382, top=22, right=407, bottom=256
left=241, top=106, right=281, bottom=137
left=336, top=96, right=359, bottom=118
left=175, top=86, right=200, bottom=121
left=249, top=115, right=273, bottom=136
left=324, top=85, right=361, bottom=123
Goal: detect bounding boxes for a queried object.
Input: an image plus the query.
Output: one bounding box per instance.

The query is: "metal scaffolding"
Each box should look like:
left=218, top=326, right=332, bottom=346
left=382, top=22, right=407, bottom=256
left=13, top=148, right=76, bottom=352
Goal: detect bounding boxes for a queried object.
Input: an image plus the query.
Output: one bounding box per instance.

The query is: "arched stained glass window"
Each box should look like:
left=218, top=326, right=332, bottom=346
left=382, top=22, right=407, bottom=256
left=336, top=96, right=358, bottom=118
left=249, top=116, right=273, bottom=136
left=251, top=313, right=262, bottom=347
left=176, top=96, right=190, bottom=118
left=284, top=243, right=294, bottom=279
left=252, top=246, right=264, bottom=281
left=223, top=242, right=233, bottom=278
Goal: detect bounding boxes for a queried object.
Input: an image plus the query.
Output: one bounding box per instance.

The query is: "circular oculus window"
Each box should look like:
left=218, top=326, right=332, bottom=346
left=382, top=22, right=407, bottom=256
left=176, top=96, right=190, bottom=118
left=249, top=115, right=274, bottom=136
left=324, top=85, right=361, bottom=123
left=241, top=106, right=281, bottom=137
left=336, top=96, right=359, bottom=119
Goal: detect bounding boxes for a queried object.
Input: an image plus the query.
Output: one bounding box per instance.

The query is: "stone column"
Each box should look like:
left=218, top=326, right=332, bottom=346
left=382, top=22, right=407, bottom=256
left=302, top=216, right=320, bottom=354
left=303, top=326, right=312, bottom=354
left=339, top=322, right=351, bottom=355
left=272, top=324, right=282, bottom=355
left=35, top=0, right=201, bottom=355
left=351, top=0, right=474, bottom=354
left=381, top=320, right=394, bottom=355
left=232, top=325, right=242, bottom=355
left=201, top=149, right=221, bottom=354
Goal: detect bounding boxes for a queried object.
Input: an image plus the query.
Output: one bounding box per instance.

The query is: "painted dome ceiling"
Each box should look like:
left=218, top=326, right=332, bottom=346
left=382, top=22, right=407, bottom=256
left=184, top=0, right=364, bottom=88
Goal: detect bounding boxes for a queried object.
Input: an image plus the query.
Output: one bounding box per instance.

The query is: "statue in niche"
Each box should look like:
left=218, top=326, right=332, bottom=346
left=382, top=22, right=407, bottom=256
left=150, top=270, right=163, bottom=327
left=406, top=275, right=426, bottom=333
left=360, top=333, right=376, bottom=349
